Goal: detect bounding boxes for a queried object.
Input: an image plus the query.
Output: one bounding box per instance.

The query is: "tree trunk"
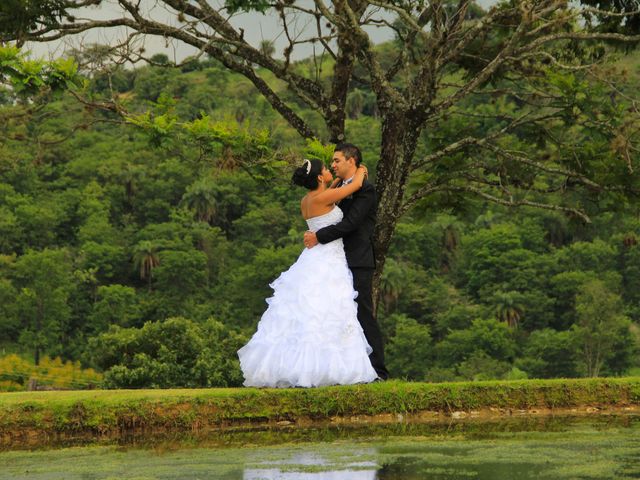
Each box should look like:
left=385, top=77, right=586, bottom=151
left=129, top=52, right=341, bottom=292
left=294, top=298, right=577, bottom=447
left=35, top=298, right=43, bottom=366
left=593, top=341, right=602, bottom=377
left=326, top=35, right=354, bottom=143
left=372, top=114, right=419, bottom=304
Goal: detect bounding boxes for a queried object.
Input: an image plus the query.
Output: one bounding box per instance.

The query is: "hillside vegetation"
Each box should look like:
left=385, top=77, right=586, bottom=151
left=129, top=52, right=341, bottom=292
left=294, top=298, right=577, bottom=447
left=1, top=47, right=640, bottom=389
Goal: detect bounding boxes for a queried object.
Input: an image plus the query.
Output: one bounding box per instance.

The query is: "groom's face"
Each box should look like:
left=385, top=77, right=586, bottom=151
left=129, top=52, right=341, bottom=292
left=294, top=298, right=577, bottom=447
left=331, top=151, right=355, bottom=180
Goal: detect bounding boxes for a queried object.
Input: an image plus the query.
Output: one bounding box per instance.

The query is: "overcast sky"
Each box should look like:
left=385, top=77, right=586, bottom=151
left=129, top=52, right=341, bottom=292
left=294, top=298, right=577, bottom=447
left=27, top=0, right=495, bottom=63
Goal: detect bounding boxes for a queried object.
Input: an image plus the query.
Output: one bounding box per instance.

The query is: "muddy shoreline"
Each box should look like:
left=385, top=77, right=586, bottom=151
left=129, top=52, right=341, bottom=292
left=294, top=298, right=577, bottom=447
left=2, top=378, right=639, bottom=450
left=3, top=403, right=638, bottom=451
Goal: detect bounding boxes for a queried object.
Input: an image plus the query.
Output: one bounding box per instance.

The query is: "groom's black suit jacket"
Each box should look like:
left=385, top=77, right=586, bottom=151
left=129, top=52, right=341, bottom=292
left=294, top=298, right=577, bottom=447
left=315, top=179, right=376, bottom=268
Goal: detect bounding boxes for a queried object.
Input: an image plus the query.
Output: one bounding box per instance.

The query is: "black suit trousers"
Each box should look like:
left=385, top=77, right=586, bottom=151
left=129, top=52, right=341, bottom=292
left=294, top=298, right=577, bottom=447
left=352, top=267, right=388, bottom=380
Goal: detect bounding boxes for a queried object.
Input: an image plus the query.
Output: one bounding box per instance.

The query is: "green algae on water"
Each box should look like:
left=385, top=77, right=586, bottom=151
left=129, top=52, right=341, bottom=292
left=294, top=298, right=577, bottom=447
left=1, top=416, right=639, bottom=480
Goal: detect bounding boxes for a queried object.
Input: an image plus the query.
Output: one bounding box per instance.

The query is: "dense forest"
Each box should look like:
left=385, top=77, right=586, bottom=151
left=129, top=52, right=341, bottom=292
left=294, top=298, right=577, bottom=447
left=1, top=40, right=640, bottom=390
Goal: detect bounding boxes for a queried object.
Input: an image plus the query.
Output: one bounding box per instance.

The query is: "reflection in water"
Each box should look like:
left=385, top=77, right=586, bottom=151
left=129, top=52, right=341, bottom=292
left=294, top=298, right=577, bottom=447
left=1, top=416, right=640, bottom=480
left=240, top=416, right=640, bottom=480
left=244, top=451, right=378, bottom=480
left=244, top=469, right=377, bottom=480
left=5, top=413, right=637, bottom=452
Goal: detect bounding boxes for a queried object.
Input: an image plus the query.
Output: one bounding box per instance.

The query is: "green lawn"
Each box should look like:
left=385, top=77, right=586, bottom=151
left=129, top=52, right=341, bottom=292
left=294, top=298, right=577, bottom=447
left=1, top=377, right=639, bottom=441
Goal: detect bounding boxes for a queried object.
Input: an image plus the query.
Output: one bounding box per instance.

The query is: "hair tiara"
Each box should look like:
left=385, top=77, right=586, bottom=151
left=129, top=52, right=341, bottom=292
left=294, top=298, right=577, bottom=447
left=303, top=159, right=312, bottom=175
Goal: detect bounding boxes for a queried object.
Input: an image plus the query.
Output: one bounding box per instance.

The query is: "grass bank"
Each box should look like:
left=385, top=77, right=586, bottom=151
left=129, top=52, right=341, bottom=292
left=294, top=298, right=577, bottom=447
left=1, top=378, right=639, bottom=444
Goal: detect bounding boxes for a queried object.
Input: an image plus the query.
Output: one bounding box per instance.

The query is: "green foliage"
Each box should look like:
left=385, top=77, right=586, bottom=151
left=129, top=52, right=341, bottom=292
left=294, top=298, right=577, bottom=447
left=620, top=241, right=640, bottom=318
left=132, top=240, right=161, bottom=289
left=302, top=138, right=335, bottom=164
left=491, top=290, right=525, bottom=328
left=231, top=202, right=293, bottom=253
left=571, top=280, right=633, bottom=377
left=516, top=329, right=579, bottom=379
left=132, top=68, right=173, bottom=102
left=222, top=244, right=301, bottom=326
left=386, top=315, right=432, bottom=380
left=455, top=223, right=556, bottom=330
left=125, top=94, right=178, bottom=145
left=457, top=224, right=524, bottom=297
left=181, top=178, right=218, bottom=223
left=183, top=114, right=271, bottom=161
left=0, top=353, right=102, bottom=391
left=152, top=249, right=209, bottom=314
left=379, top=258, right=407, bottom=315
left=553, top=239, right=617, bottom=274
left=579, top=0, right=640, bottom=35
left=88, top=285, right=141, bottom=332
left=88, top=317, right=246, bottom=388
left=126, top=95, right=275, bottom=176
left=10, top=249, right=75, bottom=364
left=0, top=278, right=19, bottom=340
left=0, top=0, right=69, bottom=42
left=456, top=351, right=512, bottom=381
left=224, top=0, right=271, bottom=13
left=435, top=318, right=517, bottom=366
left=0, top=45, right=80, bottom=96
left=186, top=171, right=255, bottom=232
left=1, top=48, right=639, bottom=387
left=388, top=221, right=442, bottom=270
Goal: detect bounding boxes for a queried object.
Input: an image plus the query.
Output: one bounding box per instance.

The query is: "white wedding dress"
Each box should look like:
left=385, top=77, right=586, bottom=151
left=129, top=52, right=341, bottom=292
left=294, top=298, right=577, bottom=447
left=238, top=206, right=378, bottom=387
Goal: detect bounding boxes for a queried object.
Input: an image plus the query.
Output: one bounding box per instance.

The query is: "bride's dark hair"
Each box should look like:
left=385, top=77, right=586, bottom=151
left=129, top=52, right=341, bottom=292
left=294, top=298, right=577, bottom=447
left=292, top=159, right=324, bottom=190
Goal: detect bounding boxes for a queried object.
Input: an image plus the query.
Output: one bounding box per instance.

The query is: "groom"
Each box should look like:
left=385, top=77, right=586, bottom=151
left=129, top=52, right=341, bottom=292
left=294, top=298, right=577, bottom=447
left=304, top=143, right=389, bottom=381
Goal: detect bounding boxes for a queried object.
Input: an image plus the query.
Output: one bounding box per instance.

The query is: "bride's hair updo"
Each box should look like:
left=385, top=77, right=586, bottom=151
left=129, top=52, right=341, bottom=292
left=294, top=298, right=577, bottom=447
left=292, top=159, right=324, bottom=190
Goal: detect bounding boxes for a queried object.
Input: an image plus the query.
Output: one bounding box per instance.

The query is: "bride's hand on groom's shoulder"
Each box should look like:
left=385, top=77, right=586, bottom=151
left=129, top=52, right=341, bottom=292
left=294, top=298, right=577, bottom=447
left=352, top=164, right=367, bottom=188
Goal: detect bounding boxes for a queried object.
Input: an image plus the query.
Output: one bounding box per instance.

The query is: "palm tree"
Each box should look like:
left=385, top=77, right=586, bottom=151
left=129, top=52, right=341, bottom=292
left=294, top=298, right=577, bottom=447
left=543, top=215, right=571, bottom=247
left=259, top=40, right=275, bottom=58
left=434, top=215, right=463, bottom=272
left=118, top=162, right=140, bottom=213
left=379, top=258, right=405, bottom=313
left=441, top=222, right=462, bottom=272
left=493, top=291, right=524, bottom=329
left=132, top=241, right=161, bottom=291
left=623, top=232, right=638, bottom=248
left=474, top=210, right=501, bottom=228
left=182, top=179, right=217, bottom=223
left=346, top=88, right=365, bottom=119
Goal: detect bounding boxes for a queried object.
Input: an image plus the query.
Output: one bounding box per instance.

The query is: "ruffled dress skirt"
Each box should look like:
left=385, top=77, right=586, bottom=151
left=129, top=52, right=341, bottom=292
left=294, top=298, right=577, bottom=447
left=238, top=207, right=377, bottom=387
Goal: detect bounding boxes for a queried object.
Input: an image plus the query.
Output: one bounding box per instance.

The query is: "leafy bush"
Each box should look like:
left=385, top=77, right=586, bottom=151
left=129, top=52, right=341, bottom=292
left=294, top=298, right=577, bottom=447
left=87, top=317, right=247, bottom=388
left=386, top=315, right=432, bottom=381
left=516, top=328, right=578, bottom=378
left=435, top=318, right=517, bottom=365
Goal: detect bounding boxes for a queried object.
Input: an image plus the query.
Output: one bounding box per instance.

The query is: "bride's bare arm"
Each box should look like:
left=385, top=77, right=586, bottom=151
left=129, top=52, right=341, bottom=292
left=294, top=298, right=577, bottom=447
left=314, top=167, right=366, bottom=205
left=328, top=165, right=368, bottom=189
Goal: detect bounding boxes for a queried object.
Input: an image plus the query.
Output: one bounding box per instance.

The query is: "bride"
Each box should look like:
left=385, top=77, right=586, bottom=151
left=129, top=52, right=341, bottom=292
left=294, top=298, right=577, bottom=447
left=237, top=158, right=378, bottom=387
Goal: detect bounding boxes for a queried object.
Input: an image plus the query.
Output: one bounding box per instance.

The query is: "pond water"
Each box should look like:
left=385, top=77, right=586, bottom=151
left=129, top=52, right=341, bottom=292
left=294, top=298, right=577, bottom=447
left=1, top=416, right=639, bottom=479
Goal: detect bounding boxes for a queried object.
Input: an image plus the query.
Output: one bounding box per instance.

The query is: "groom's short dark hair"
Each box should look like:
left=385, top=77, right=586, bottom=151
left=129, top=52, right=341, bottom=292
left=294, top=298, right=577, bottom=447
left=335, top=143, right=362, bottom=167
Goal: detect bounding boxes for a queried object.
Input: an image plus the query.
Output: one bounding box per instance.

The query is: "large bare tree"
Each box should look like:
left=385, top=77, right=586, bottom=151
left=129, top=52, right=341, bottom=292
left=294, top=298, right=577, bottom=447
left=3, top=0, right=640, bottom=296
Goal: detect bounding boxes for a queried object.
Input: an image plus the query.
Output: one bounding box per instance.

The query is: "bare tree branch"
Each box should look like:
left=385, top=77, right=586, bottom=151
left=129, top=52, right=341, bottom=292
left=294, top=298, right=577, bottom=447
left=444, top=184, right=592, bottom=222
left=412, top=111, right=533, bottom=171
